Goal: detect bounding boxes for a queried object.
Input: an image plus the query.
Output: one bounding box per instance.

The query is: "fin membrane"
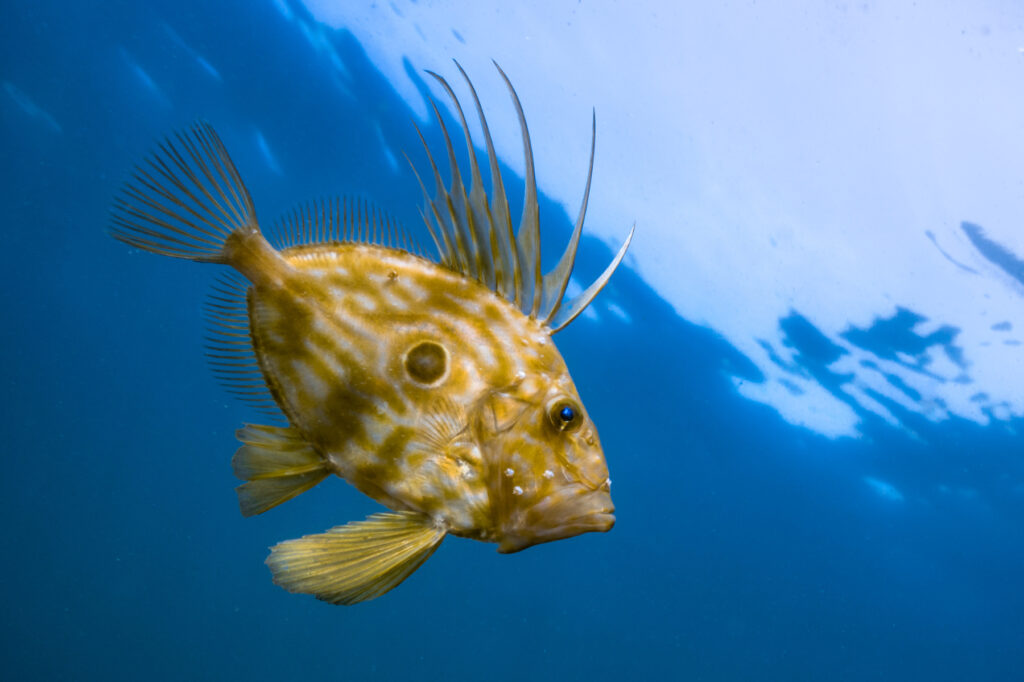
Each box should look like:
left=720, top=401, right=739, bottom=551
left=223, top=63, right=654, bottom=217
left=266, top=511, right=446, bottom=605
left=204, top=273, right=284, bottom=420
left=232, top=424, right=328, bottom=517
left=412, top=62, right=633, bottom=330
left=110, top=122, right=259, bottom=262
left=267, top=196, right=423, bottom=256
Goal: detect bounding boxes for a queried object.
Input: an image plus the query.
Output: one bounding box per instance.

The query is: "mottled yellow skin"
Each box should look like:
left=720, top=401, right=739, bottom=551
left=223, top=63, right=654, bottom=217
left=239, top=237, right=613, bottom=551
left=109, top=69, right=630, bottom=602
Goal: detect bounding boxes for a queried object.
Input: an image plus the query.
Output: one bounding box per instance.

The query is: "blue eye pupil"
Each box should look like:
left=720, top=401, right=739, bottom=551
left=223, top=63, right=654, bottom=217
left=559, top=406, right=575, bottom=422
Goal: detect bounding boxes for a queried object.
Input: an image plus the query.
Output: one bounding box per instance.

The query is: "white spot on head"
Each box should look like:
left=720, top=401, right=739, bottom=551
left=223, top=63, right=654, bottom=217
left=504, top=468, right=515, bottom=477
left=542, top=469, right=554, bottom=479
left=512, top=485, right=523, bottom=496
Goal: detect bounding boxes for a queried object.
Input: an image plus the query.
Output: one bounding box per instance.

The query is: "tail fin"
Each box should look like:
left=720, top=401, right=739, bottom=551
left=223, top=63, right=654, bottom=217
left=110, top=122, right=259, bottom=263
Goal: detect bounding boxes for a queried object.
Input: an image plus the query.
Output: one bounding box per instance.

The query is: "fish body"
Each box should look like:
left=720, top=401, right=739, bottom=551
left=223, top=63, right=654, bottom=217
left=111, top=64, right=632, bottom=604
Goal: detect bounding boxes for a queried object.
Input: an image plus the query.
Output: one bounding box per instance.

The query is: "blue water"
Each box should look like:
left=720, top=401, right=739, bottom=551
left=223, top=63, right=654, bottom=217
left=3, top=1, right=1023, bottom=680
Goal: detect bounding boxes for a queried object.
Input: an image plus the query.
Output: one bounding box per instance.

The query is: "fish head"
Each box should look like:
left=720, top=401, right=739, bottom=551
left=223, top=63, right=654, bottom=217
left=476, top=371, right=615, bottom=553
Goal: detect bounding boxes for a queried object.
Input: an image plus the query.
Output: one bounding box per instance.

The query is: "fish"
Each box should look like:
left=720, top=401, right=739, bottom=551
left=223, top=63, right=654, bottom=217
left=110, top=63, right=634, bottom=605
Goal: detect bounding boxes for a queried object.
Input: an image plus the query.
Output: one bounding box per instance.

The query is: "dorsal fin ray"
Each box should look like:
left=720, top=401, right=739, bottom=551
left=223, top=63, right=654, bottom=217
left=453, top=61, right=520, bottom=305
left=540, top=112, right=595, bottom=324
left=268, top=196, right=421, bottom=255
left=415, top=63, right=632, bottom=333
left=429, top=97, right=486, bottom=281
left=548, top=224, right=635, bottom=332
left=409, top=120, right=463, bottom=269
left=426, top=69, right=499, bottom=292
left=494, top=61, right=542, bottom=318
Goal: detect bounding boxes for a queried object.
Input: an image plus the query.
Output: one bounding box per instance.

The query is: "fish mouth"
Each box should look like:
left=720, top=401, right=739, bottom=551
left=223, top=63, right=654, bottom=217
left=497, top=488, right=615, bottom=553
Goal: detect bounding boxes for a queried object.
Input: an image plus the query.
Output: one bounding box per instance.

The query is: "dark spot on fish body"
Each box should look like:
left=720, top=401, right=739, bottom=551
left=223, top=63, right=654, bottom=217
left=404, top=341, right=448, bottom=384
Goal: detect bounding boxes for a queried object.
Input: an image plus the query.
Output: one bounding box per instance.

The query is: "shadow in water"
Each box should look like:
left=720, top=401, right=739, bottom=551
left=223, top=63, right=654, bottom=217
left=962, top=220, right=1024, bottom=285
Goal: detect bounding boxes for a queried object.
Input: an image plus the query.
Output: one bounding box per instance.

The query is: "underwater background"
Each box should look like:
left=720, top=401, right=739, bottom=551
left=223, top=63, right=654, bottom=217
left=3, top=0, right=1024, bottom=679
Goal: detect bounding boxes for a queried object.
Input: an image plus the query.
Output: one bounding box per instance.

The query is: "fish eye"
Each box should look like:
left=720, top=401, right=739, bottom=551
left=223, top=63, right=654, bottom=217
left=547, top=398, right=582, bottom=433
left=404, top=340, right=448, bottom=385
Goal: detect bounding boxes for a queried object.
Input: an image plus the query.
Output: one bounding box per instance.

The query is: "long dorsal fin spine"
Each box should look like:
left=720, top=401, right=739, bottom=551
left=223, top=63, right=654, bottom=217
left=417, top=110, right=468, bottom=271
left=493, top=61, right=542, bottom=318
left=416, top=202, right=446, bottom=265
left=431, top=101, right=478, bottom=278
left=549, top=223, right=635, bottom=332
left=540, top=111, right=597, bottom=325
left=407, top=133, right=458, bottom=267
left=417, top=118, right=469, bottom=270
left=426, top=70, right=499, bottom=291
left=405, top=150, right=446, bottom=262
left=413, top=66, right=632, bottom=332
left=453, top=61, right=521, bottom=306
left=428, top=97, right=484, bottom=282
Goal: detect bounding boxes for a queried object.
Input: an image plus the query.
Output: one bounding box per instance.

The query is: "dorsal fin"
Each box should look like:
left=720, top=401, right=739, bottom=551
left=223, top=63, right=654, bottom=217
left=411, top=62, right=633, bottom=332
left=266, top=196, right=424, bottom=256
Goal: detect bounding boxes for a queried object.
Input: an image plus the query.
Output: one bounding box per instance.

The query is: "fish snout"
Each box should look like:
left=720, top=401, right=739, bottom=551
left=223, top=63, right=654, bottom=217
left=498, top=485, right=615, bottom=553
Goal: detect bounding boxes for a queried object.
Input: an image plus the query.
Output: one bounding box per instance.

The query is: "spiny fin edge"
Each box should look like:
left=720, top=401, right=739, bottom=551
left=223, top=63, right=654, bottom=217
left=413, top=62, right=633, bottom=332
left=110, top=121, right=258, bottom=263
left=267, top=195, right=424, bottom=256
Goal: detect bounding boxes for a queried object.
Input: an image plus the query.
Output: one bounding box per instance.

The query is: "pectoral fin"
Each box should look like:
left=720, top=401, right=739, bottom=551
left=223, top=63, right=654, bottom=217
left=266, top=511, right=446, bottom=605
left=232, top=424, right=329, bottom=517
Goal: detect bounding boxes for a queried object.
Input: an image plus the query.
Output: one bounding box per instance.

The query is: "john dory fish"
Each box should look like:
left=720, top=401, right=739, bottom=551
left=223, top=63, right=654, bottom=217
left=111, top=64, right=633, bottom=605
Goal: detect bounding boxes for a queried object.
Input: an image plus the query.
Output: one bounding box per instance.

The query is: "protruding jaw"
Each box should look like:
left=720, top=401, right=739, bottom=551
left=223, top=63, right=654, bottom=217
left=497, top=485, right=615, bottom=554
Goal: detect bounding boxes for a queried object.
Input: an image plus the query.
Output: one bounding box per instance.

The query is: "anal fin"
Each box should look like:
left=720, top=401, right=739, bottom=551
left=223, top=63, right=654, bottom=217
left=266, top=511, right=446, bottom=605
left=232, top=424, right=328, bottom=517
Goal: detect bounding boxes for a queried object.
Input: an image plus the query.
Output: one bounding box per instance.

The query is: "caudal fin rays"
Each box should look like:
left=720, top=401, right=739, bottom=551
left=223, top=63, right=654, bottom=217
left=110, top=122, right=258, bottom=262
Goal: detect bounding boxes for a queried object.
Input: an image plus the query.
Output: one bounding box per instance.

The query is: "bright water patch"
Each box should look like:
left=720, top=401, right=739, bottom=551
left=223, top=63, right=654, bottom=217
left=300, top=0, right=1024, bottom=439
